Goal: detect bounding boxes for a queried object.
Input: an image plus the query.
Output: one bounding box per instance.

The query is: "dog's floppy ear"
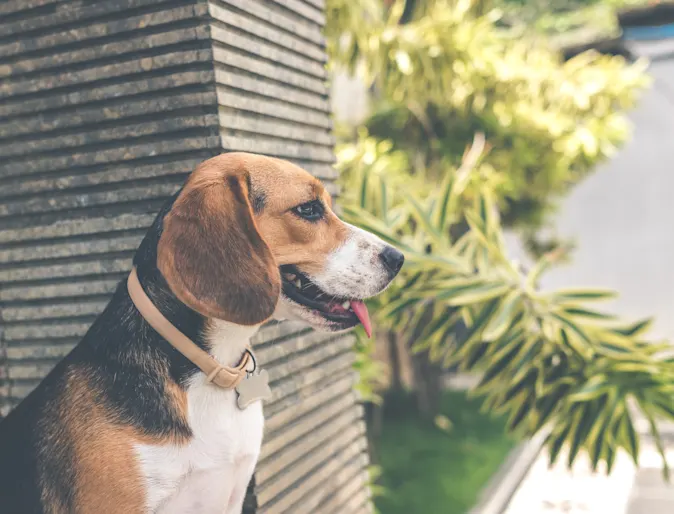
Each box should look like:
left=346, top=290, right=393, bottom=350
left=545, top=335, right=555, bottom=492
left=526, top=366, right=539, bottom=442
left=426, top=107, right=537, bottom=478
left=157, top=174, right=280, bottom=325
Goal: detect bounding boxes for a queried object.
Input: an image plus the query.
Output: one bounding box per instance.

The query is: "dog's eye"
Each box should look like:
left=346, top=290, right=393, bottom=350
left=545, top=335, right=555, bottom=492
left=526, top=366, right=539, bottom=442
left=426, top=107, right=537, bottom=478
left=293, top=200, right=323, bottom=221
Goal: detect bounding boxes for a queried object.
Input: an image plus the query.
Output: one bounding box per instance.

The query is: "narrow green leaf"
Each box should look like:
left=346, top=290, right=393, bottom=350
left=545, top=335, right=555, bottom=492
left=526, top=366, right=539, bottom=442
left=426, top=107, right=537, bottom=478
left=420, top=307, right=461, bottom=342
left=486, top=326, right=526, bottom=358
left=477, top=340, right=525, bottom=390
left=446, top=284, right=511, bottom=306
left=509, top=337, right=542, bottom=384
left=567, top=375, right=610, bottom=403
left=549, top=289, right=618, bottom=303
left=432, top=169, right=456, bottom=231
left=377, top=296, right=419, bottom=319
left=611, top=318, right=654, bottom=338
left=597, top=341, right=635, bottom=358
left=622, top=411, right=640, bottom=466
left=613, top=362, right=662, bottom=375
left=423, top=276, right=495, bottom=294
left=605, top=443, right=617, bottom=474
left=464, top=341, right=490, bottom=370
left=456, top=299, right=501, bottom=349
left=548, top=419, right=574, bottom=466
left=643, top=409, right=670, bottom=480
left=404, top=253, right=471, bottom=274
left=610, top=408, right=625, bottom=449
left=591, top=393, right=619, bottom=470
left=478, top=194, right=489, bottom=229
left=508, top=392, right=534, bottom=432
left=482, top=290, right=522, bottom=342
left=464, top=211, right=502, bottom=259
left=562, top=306, right=615, bottom=321
left=379, top=177, right=388, bottom=222
left=401, top=190, right=446, bottom=247
left=653, top=399, right=674, bottom=420
left=502, top=369, right=537, bottom=406
left=526, top=254, right=552, bottom=289
left=407, top=302, right=437, bottom=353
left=359, top=164, right=372, bottom=209
left=533, top=383, right=571, bottom=432
left=568, top=400, right=603, bottom=468
left=559, top=327, right=588, bottom=357
left=552, top=314, right=593, bottom=353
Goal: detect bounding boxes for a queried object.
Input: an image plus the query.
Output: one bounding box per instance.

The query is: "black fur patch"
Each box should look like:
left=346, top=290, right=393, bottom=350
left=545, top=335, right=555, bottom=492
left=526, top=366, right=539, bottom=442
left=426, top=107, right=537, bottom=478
left=252, top=192, right=266, bottom=214
left=0, top=191, right=214, bottom=511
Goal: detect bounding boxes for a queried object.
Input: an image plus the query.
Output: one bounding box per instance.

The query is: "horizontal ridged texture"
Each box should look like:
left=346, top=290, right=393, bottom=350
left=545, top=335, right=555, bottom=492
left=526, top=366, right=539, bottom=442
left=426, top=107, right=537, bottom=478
left=206, top=1, right=368, bottom=511
left=1, top=0, right=371, bottom=512
left=0, top=0, right=221, bottom=414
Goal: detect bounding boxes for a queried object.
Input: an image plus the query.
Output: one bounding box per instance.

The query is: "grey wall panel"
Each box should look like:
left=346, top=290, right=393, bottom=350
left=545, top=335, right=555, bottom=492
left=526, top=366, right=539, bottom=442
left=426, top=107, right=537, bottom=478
left=206, top=1, right=371, bottom=510
left=1, top=0, right=372, bottom=512
left=0, top=0, right=220, bottom=414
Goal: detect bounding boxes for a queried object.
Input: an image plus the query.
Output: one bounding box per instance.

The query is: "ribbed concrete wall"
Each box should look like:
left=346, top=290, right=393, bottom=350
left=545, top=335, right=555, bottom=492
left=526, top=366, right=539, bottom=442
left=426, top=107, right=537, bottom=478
left=0, top=0, right=221, bottom=412
left=0, top=1, right=372, bottom=512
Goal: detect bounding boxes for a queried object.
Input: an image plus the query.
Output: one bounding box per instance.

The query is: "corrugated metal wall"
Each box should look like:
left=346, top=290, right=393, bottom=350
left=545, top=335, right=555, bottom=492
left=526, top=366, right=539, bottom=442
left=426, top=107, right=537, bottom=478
left=0, top=0, right=372, bottom=512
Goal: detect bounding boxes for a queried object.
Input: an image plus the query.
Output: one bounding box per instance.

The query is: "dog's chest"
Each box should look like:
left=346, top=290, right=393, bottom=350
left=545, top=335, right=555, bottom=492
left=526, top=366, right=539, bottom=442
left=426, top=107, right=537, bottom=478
left=134, top=322, right=265, bottom=512
left=135, top=379, right=265, bottom=511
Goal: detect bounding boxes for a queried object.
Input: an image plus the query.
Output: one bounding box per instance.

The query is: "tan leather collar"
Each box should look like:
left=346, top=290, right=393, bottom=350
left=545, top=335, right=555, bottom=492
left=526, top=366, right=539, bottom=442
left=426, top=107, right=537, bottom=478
left=127, top=267, right=252, bottom=390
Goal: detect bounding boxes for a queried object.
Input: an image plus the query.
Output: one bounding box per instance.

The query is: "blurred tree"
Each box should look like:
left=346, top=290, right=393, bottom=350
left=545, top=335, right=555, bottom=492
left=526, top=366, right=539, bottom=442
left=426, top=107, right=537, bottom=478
left=494, top=0, right=647, bottom=38
left=327, top=0, right=648, bottom=247
left=327, top=0, right=674, bottom=475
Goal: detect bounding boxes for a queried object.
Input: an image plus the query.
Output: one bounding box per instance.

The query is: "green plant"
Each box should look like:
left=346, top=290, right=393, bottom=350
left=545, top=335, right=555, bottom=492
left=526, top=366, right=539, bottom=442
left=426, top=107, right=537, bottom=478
left=496, top=0, right=649, bottom=37
left=353, top=329, right=388, bottom=404
left=375, top=389, right=515, bottom=514
left=327, top=0, right=649, bottom=233
left=339, top=133, right=674, bottom=476
left=328, top=0, right=669, bottom=476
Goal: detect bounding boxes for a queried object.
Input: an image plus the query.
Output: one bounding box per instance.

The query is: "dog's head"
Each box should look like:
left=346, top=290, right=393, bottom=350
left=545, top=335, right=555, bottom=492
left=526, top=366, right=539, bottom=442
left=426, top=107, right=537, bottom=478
left=156, top=152, right=404, bottom=335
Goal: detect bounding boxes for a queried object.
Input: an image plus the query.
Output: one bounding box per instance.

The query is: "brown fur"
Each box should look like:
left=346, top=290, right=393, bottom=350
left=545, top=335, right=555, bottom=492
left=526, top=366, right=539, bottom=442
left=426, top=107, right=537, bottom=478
left=157, top=153, right=349, bottom=324
left=1, top=152, right=353, bottom=513
left=39, top=364, right=189, bottom=514
left=157, top=159, right=281, bottom=325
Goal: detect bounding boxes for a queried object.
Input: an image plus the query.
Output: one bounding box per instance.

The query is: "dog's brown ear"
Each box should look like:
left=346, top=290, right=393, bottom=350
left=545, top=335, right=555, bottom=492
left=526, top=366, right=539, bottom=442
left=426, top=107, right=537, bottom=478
left=157, top=174, right=280, bottom=325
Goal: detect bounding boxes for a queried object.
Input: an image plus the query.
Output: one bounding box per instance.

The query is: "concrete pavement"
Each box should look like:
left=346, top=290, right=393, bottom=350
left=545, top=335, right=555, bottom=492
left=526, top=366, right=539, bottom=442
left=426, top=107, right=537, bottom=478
left=501, top=430, right=674, bottom=514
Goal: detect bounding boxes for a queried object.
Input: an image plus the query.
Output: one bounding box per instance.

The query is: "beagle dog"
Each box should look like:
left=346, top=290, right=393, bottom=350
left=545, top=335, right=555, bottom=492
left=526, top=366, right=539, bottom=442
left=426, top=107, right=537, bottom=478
left=0, top=153, right=404, bottom=514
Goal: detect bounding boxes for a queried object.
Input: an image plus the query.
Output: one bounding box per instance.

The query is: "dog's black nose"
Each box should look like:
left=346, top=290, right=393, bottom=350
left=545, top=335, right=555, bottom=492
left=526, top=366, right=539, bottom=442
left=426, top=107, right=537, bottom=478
left=379, top=246, right=405, bottom=278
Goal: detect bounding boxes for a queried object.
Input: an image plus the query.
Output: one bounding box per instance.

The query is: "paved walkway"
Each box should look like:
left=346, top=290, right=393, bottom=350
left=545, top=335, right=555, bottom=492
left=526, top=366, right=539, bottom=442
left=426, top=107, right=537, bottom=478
left=503, top=425, right=674, bottom=514
left=446, top=374, right=674, bottom=513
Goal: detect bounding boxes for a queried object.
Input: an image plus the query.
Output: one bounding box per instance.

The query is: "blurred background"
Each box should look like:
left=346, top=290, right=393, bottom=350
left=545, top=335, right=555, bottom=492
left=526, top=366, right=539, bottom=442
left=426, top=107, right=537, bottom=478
left=3, top=0, right=674, bottom=513
left=327, top=0, right=674, bottom=513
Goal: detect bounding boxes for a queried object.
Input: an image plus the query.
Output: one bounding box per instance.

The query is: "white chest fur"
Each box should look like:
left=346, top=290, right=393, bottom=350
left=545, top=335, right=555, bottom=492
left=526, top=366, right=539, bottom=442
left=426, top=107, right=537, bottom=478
left=134, top=321, right=265, bottom=514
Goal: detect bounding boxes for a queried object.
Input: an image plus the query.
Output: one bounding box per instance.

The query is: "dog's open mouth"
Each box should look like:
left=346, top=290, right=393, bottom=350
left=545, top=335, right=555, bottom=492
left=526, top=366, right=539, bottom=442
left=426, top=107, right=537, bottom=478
left=280, top=265, right=372, bottom=337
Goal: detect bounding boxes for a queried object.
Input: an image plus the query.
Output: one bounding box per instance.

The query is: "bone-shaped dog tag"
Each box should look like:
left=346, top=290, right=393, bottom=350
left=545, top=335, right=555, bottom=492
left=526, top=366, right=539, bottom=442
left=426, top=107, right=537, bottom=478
left=236, top=369, right=272, bottom=410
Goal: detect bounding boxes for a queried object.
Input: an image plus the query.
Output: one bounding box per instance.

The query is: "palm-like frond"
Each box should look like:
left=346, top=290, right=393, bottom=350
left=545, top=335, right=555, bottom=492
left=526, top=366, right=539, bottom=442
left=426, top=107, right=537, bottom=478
left=339, top=133, right=674, bottom=476
left=327, top=0, right=649, bottom=228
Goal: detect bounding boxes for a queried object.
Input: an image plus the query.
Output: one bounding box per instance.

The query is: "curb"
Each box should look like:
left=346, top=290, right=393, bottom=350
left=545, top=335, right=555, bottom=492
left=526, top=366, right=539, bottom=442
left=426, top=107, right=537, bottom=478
left=618, top=2, right=674, bottom=29
left=559, top=36, right=630, bottom=61
left=468, top=429, right=549, bottom=514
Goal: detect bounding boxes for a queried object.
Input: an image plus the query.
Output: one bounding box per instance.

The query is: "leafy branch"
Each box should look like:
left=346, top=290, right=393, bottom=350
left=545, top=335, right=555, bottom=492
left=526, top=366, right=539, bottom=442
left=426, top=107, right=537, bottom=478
left=327, top=0, right=649, bottom=228
left=338, top=133, right=674, bottom=476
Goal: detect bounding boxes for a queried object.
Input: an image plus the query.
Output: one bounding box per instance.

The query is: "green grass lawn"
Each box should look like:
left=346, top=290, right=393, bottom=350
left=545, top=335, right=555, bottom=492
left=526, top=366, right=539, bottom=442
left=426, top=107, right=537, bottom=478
left=373, top=390, right=517, bottom=514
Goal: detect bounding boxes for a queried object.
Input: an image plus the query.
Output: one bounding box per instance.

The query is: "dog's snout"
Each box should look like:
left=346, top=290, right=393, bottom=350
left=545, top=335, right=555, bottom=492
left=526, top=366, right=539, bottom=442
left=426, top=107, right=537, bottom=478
left=379, top=246, right=404, bottom=278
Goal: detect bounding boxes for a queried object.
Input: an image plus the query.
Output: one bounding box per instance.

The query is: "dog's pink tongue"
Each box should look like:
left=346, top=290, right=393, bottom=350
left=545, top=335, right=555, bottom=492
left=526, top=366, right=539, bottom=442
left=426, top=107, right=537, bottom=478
left=351, top=300, right=372, bottom=338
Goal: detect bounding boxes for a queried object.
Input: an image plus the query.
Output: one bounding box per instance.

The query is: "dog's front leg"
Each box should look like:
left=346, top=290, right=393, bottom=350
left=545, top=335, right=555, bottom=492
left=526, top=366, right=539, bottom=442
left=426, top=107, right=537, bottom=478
left=224, top=454, right=258, bottom=514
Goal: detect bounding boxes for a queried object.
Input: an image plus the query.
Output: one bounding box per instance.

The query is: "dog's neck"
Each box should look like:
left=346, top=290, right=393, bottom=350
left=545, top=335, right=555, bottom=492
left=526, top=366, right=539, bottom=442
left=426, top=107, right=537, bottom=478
left=133, top=264, right=259, bottom=371
left=204, top=319, right=259, bottom=368
left=125, top=198, right=259, bottom=379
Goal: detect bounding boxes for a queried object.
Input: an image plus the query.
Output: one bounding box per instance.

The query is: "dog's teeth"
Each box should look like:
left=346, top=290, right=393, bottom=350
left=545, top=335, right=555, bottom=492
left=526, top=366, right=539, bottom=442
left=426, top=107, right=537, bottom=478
left=342, top=301, right=351, bottom=310
left=284, top=273, right=296, bottom=281
left=294, top=279, right=302, bottom=288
